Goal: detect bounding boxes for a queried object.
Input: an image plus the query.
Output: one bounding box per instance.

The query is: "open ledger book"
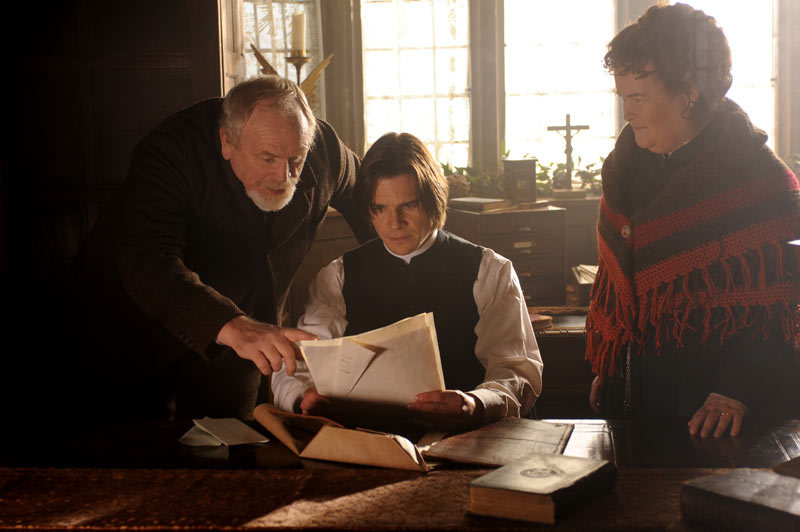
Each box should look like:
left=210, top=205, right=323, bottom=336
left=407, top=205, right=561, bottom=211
left=297, top=312, right=446, bottom=405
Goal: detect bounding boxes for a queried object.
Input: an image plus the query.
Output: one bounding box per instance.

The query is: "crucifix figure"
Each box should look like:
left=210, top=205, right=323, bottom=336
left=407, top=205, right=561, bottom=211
left=547, top=114, right=589, bottom=190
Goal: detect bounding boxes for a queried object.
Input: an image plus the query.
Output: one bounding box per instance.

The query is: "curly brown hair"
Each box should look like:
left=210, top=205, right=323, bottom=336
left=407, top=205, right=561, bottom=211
left=604, top=3, right=732, bottom=121
left=355, top=133, right=449, bottom=229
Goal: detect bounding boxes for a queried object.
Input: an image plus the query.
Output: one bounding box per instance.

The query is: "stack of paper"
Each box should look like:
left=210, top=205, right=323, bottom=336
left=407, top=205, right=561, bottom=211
left=298, top=313, right=445, bottom=405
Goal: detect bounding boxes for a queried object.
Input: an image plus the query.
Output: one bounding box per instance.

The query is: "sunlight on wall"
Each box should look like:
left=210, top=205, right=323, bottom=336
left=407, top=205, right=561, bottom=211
left=244, top=1, right=777, bottom=170
left=362, top=0, right=470, bottom=167
left=504, top=0, right=776, bottom=168
left=684, top=0, right=776, bottom=148
left=504, top=0, right=616, bottom=171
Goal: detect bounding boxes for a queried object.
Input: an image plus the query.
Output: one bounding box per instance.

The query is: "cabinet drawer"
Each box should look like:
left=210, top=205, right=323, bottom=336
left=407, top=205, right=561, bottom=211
left=479, top=210, right=564, bottom=236
left=488, top=232, right=564, bottom=257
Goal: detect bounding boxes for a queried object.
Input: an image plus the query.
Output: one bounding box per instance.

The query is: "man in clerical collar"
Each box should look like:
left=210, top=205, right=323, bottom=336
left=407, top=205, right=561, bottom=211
left=272, top=132, right=543, bottom=429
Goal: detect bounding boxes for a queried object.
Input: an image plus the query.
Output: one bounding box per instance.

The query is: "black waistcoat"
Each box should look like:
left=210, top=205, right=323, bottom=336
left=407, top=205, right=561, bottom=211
left=342, top=230, right=485, bottom=391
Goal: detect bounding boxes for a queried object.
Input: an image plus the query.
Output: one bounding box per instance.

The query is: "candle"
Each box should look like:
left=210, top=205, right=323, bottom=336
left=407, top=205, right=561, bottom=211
left=291, top=11, right=306, bottom=55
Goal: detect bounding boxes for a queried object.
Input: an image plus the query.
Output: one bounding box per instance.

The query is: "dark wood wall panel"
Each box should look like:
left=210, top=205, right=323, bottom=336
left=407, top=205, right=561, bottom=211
left=29, top=205, right=88, bottom=277
left=1, top=1, right=223, bottom=427
left=15, top=71, right=86, bottom=195
left=92, top=70, right=194, bottom=188
left=91, top=0, right=191, bottom=53
left=3, top=0, right=222, bottom=284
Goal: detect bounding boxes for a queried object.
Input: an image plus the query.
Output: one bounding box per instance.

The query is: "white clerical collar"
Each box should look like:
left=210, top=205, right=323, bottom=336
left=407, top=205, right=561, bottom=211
left=385, top=229, right=438, bottom=264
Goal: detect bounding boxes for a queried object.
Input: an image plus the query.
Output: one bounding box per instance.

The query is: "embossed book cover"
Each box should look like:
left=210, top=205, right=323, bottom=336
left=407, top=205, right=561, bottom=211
left=469, top=453, right=616, bottom=524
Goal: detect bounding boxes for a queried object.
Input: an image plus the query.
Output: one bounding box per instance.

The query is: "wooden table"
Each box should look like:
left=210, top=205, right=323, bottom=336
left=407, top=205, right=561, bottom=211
left=533, top=310, right=595, bottom=419
left=1, top=418, right=798, bottom=530
left=0, top=466, right=708, bottom=530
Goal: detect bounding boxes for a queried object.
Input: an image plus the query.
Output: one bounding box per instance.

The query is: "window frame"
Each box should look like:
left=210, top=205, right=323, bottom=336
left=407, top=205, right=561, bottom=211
left=318, top=0, right=798, bottom=163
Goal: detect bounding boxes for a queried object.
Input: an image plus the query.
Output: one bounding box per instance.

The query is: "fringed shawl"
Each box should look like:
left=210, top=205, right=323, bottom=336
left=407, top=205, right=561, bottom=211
left=586, top=99, right=800, bottom=379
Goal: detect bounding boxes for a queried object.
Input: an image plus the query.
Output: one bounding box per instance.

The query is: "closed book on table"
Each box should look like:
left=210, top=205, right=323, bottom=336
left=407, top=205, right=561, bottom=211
left=468, top=453, right=616, bottom=524
left=424, top=417, right=573, bottom=467
left=680, top=468, right=800, bottom=532
left=529, top=312, right=553, bottom=331
left=448, top=197, right=511, bottom=212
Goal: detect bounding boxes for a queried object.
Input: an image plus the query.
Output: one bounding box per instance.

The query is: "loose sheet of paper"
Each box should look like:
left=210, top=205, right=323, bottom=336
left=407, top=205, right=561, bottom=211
left=335, top=339, right=379, bottom=396
left=179, top=417, right=269, bottom=447
left=299, top=313, right=445, bottom=405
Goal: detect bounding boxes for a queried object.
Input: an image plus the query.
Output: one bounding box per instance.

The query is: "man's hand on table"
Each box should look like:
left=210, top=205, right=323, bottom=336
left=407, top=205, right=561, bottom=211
left=688, top=392, right=748, bottom=438
left=216, top=315, right=317, bottom=376
left=407, top=390, right=485, bottom=431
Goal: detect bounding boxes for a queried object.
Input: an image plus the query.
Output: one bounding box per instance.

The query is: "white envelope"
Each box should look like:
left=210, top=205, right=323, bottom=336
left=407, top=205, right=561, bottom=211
left=253, top=404, right=428, bottom=471
left=299, top=313, right=445, bottom=405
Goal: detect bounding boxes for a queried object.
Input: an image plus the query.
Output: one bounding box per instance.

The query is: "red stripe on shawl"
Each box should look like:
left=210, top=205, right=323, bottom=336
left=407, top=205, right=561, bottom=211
left=712, top=282, right=800, bottom=307
left=597, top=230, right=635, bottom=304
left=633, top=212, right=799, bottom=296
left=645, top=282, right=799, bottom=315
left=637, top=280, right=800, bottom=348
left=720, top=211, right=800, bottom=258
left=635, top=170, right=799, bottom=250
left=586, top=232, right=639, bottom=377
left=599, top=196, right=630, bottom=232
left=634, top=241, right=720, bottom=296
left=585, top=306, right=632, bottom=376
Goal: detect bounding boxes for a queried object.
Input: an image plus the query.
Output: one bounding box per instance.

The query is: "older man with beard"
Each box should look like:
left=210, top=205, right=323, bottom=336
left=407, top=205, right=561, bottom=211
left=73, top=76, right=370, bottom=421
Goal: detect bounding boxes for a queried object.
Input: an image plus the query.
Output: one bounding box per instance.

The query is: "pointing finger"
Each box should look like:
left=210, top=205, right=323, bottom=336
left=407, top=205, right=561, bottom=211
left=282, top=327, right=318, bottom=342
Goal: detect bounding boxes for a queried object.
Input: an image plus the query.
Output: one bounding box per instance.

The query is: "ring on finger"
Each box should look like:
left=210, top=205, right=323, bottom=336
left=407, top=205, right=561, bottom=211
left=720, top=411, right=731, bottom=416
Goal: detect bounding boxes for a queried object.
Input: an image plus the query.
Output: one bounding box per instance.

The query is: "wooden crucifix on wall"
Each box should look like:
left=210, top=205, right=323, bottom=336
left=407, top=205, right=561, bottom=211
left=547, top=114, right=589, bottom=190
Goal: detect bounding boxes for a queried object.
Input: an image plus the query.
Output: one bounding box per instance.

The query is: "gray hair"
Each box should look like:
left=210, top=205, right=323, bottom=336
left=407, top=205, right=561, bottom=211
left=220, top=75, right=316, bottom=148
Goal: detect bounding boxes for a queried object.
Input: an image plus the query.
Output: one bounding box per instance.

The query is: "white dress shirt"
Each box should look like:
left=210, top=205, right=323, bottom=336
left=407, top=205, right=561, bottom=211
left=272, top=231, right=544, bottom=421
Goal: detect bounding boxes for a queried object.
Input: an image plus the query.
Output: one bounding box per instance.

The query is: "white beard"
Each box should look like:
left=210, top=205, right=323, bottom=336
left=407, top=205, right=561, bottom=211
left=245, top=180, right=297, bottom=212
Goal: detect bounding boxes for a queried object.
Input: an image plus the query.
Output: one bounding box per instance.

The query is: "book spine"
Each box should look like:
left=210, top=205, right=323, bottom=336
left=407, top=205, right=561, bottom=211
left=680, top=486, right=800, bottom=532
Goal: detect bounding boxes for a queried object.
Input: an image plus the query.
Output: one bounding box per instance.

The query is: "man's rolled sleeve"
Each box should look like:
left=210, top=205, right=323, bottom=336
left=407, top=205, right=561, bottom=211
left=472, top=249, right=544, bottom=420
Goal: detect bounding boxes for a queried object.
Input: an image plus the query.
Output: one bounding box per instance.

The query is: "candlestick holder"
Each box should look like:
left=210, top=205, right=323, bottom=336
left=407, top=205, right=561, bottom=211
left=286, top=52, right=312, bottom=84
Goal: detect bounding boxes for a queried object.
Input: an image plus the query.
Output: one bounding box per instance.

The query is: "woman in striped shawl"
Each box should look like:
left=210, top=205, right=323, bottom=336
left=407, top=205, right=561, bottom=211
left=587, top=3, right=800, bottom=437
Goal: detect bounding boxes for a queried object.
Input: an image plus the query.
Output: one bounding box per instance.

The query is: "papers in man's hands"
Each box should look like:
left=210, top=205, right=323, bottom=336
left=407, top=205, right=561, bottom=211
left=298, top=313, right=446, bottom=405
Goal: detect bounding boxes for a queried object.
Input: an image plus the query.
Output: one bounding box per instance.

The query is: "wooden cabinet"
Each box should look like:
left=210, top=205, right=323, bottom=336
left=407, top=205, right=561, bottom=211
left=546, top=197, right=600, bottom=271
left=445, top=206, right=567, bottom=306
left=533, top=315, right=597, bottom=419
